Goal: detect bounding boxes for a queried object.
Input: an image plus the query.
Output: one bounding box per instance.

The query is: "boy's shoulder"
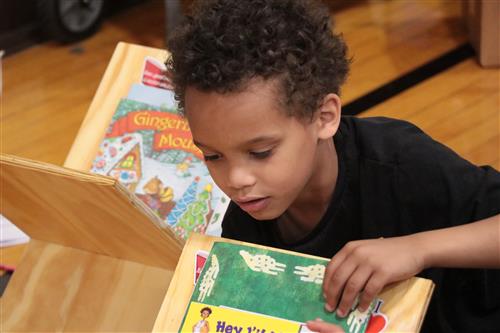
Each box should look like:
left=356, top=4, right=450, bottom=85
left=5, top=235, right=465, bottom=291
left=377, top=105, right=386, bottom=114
left=339, top=116, right=431, bottom=165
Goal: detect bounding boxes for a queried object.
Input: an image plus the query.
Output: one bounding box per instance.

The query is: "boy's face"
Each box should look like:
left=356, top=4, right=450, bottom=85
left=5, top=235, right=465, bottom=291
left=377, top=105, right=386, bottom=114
left=185, top=79, right=330, bottom=221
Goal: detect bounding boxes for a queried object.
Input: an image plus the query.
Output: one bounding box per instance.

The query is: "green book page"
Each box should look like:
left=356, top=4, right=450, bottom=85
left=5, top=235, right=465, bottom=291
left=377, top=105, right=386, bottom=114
left=180, top=242, right=376, bottom=333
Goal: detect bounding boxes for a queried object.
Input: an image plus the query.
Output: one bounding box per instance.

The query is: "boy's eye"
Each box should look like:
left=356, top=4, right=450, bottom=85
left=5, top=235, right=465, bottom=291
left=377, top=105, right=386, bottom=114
left=203, top=154, right=220, bottom=162
left=250, top=149, right=272, bottom=159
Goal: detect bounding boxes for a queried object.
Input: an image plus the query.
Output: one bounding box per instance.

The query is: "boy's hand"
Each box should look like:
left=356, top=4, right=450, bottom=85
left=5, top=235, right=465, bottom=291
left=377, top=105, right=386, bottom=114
left=306, top=318, right=344, bottom=333
left=323, top=236, right=425, bottom=317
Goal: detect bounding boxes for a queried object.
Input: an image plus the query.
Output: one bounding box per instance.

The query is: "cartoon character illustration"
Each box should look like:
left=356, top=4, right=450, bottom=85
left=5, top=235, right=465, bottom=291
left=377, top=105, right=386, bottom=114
left=176, top=156, right=193, bottom=177
left=136, top=176, right=176, bottom=219
left=192, top=307, right=212, bottom=333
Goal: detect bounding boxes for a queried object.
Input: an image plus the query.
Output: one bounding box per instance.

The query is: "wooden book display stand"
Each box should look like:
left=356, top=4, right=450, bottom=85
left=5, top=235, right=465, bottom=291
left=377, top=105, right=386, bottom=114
left=0, top=154, right=183, bottom=331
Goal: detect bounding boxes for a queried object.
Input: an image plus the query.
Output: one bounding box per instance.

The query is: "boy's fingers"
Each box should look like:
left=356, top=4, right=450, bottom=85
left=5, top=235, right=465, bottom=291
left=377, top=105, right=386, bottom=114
left=358, top=273, right=385, bottom=311
left=335, top=266, right=372, bottom=317
left=323, top=250, right=348, bottom=296
left=306, top=319, right=344, bottom=333
left=323, top=259, right=357, bottom=312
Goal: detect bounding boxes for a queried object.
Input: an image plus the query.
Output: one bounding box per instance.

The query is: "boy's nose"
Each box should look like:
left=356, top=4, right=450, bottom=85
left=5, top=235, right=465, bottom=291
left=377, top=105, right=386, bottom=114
left=226, top=165, right=256, bottom=190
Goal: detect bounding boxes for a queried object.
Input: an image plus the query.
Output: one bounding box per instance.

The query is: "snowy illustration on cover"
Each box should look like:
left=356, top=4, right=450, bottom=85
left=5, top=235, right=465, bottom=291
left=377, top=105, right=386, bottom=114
left=91, top=88, right=229, bottom=239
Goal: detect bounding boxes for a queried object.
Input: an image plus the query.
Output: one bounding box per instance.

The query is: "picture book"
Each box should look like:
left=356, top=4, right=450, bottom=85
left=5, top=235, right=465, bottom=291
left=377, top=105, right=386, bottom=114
left=91, top=94, right=229, bottom=239
left=179, top=242, right=377, bottom=333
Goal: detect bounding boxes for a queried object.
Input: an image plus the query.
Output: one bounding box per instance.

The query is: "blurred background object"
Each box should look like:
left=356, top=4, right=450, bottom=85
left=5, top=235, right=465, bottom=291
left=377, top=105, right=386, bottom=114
left=36, top=0, right=106, bottom=43
left=0, top=0, right=141, bottom=54
left=0, top=0, right=194, bottom=55
left=462, top=0, right=500, bottom=67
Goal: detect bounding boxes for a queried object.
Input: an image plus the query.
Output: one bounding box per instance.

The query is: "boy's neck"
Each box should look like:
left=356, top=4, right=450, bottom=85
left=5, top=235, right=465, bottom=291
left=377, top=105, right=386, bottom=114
left=277, top=138, right=339, bottom=243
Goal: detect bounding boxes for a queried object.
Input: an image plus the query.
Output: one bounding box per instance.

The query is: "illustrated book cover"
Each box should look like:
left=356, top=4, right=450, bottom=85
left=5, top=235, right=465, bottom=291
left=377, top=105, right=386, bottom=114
left=91, top=98, right=228, bottom=239
left=179, top=242, right=377, bottom=333
left=90, top=57, right=229, bottom=240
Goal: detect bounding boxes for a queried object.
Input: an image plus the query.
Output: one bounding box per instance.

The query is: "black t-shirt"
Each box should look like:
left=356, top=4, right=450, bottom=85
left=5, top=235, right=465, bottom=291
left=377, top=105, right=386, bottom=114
left=222, top=116, right=500, bottom=333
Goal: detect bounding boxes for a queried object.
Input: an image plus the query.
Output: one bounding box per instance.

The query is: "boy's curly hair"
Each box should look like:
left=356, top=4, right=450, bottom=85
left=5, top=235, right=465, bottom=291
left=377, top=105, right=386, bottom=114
left=166, top=0, right=349, bottom=118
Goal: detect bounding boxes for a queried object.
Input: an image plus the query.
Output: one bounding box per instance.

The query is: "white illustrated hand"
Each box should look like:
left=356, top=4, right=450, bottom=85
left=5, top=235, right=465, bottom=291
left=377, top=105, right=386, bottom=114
left=294, top=264, right=326, bottom=284
left=346, top=307, right=370, bottom=333
left=239, top=250, right=286, bottom=275
left=197, top=255, right=219, bottom=302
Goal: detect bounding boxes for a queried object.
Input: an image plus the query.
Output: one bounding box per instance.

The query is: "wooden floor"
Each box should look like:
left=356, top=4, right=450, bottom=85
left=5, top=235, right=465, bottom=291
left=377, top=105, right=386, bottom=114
left=336, top=0, right=468, bottom=103
left=1, top=0, right=499, bottom=266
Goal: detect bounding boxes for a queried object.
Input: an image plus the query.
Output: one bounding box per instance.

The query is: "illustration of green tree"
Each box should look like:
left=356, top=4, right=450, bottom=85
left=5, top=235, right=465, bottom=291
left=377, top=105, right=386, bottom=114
left=174, top=183, right=213, bottom=239
left=167, top=176, right=199, bottom=226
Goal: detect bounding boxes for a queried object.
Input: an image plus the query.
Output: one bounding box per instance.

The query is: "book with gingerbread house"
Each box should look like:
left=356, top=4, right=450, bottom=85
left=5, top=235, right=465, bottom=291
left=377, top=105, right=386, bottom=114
left=90, top=57, right=229, bottom=240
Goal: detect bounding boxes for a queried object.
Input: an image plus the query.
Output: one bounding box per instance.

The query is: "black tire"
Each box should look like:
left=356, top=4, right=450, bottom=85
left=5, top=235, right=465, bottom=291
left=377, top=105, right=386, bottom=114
left=36, top=0, right=105, bottom=43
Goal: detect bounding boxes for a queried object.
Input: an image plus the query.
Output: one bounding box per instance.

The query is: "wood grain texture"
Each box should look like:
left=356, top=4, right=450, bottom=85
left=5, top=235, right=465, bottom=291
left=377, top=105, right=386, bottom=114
left=1, top=239, right=173, bottom=332
left=0, top=245, right=27, bottom=267
left=1, top=154, right=183, bottom=270
left=335, top=0, right=466, bottom=103
left=361, top=58, right=500, bottom=169
left=153, top=233, right=434, bottom=332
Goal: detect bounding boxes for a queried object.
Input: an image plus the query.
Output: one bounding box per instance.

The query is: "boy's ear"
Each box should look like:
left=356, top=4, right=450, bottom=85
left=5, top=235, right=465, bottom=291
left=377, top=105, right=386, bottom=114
left=315, top=93, right=341, bottom=139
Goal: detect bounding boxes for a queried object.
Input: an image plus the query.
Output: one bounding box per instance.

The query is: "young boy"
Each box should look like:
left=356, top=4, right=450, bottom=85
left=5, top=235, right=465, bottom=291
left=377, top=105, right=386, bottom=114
left=166, top=0, right=500, bottom=331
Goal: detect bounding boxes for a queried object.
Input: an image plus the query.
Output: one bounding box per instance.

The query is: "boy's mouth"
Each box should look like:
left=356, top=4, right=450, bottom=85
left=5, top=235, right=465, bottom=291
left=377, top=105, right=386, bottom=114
left=234, top=197, right=270, bottom=213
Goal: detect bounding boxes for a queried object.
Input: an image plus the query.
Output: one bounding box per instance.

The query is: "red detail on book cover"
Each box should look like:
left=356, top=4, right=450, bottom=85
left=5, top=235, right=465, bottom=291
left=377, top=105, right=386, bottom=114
left=142, top=58, right=174, bottom=90
left=195, top=253, right=208, bottom=283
